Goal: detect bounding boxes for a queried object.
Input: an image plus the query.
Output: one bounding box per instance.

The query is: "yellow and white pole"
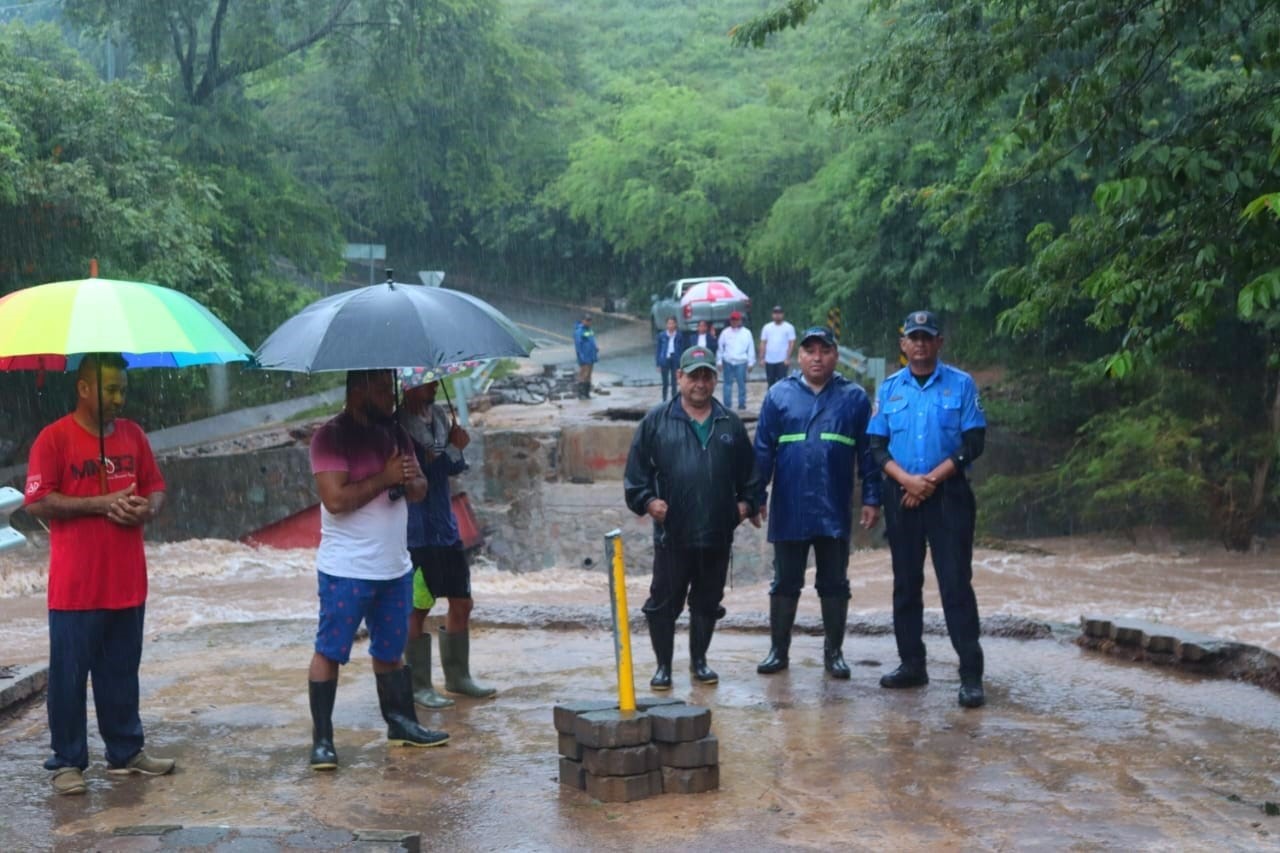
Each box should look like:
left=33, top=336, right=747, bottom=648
left=605, top=529, right=636, bottom=714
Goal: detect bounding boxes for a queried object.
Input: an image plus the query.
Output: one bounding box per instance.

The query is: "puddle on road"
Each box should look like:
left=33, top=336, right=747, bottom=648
left=0, top=625, right=1278, bottom=850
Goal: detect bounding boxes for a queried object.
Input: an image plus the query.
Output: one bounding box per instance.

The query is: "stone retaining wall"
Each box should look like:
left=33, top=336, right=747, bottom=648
left=476, top=426, right=881, bottom=579
left=147, top=445, right=317, bottom=543
left=1078, top=615, right=1280, bottom=693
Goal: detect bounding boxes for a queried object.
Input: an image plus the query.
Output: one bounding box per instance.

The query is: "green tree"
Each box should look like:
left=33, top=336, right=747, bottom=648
left=737, top=0, right=1280, bottom=544
left=0, top=24, right=223, bottom=296
left=62, top=0, right=360, bottom=104
left=549, top=82, right=831, bottom=270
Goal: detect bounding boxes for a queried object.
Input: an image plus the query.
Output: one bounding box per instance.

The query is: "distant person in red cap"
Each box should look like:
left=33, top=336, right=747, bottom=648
left=716, top=310, right=754, bottom=410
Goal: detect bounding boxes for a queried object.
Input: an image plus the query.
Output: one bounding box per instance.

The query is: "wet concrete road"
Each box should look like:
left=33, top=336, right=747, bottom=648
left=1, top=621, right=1278, bottom=850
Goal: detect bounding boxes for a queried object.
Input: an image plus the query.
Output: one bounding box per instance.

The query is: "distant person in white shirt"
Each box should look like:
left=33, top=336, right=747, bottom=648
left=758, top=305, right=797, bottom=388
left=716, top=310, right=755, bottom=410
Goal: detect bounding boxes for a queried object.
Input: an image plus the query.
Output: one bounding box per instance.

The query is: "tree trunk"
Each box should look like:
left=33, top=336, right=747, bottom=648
left=1229, top=366, right=1280, bottom=550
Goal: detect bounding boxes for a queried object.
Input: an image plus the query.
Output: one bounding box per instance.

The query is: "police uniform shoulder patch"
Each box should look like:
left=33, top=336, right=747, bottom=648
left=976, top=395, right=984, bottom=412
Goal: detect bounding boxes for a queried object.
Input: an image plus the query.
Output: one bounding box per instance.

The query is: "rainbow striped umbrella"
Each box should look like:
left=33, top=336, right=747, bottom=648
left=0, top=277, right=252, bottom=370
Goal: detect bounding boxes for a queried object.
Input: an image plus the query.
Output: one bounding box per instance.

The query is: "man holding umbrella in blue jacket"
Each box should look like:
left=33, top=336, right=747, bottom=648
left=754, top=326, right=881, bottom=678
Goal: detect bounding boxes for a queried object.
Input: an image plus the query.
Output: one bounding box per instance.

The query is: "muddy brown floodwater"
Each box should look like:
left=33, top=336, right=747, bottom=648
left=1, top=535, right=1279, bottom=849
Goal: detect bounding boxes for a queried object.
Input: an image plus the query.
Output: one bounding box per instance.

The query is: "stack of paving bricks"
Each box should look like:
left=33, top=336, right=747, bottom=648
left=554, top=697, right=720, bottom=802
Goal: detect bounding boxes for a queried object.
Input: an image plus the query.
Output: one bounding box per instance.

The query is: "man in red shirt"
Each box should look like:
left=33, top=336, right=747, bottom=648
left=24, top=353, right=173, bottom=796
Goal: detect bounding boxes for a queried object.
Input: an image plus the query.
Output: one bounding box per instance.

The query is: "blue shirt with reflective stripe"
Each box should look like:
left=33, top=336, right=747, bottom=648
left=866, top=361, right=985, bottom=475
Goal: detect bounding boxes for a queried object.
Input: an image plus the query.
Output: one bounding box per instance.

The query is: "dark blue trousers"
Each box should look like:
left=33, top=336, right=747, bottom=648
left=659, top=361, right=679, bottom=400
left=45, top=606, right=146, bottom=771
left=769, top=537, right=850, bottom=599
left=883, top=478, right=984, bottom=680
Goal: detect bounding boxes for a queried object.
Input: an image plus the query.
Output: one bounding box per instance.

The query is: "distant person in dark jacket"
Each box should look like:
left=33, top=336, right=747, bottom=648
left=573, top=313, right=599, bottom=400
left=754, top=327, right=881, bottom=680
left=655, top=317, right=686, bottom=401
left=624, top=346, right=761, bottom=691
left=691, top=319, right=717, bottom=358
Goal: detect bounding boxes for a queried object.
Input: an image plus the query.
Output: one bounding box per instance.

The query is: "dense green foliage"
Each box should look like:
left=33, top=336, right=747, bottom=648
left=735, top=0, right=1280, bottom=544
left=1, top=0, right=1278, bottom=543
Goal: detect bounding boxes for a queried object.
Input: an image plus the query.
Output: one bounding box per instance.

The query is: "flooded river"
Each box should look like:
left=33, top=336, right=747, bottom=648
left=2, top=534, right=1278, bottom=664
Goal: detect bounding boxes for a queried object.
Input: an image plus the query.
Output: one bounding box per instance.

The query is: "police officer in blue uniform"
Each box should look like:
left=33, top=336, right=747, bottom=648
left=754, top=326, right=881, bottom=678
left=867, top=311, right=988, bottom=708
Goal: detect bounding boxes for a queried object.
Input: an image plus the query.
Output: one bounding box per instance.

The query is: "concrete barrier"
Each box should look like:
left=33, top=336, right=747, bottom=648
left=0, top=663, right=47, bottom=714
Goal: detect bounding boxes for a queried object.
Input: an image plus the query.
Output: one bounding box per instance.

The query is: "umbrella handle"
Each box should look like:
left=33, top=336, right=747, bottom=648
left=97, top=358, right=107, bottom=495
left=440, top=381, right=458, bottom=426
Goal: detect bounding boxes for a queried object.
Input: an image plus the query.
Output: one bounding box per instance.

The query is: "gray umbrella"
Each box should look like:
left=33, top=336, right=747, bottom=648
left=254, top=279, right=535, bottom=373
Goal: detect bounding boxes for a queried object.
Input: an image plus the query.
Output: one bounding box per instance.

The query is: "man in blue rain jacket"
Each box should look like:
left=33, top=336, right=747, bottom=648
left=754, top=326, right=881, bottom=679
left=574, top=313, right=599, bottom=400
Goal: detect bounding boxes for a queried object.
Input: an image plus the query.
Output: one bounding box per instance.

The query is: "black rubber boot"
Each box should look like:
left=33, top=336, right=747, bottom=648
left=957, top=641, right=985, bottom=708
left=879, top=660, right=929, bottom=689
left=688, top=611, right=719, bottom=684
left=308, top=679, right=338, bottom=770
left=374, top=667, right=450, bottom=747
left=757, top=595, right=798, bottom=674
left=958, top=679, right=986, bottom=708
left=647, top=617, right=674, bottom=691
left=820, top=597, right=851, bottom=679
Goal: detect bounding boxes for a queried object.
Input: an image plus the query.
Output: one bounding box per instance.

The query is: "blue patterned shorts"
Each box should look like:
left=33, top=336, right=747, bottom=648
left=314, top=570, right=412, bottom=664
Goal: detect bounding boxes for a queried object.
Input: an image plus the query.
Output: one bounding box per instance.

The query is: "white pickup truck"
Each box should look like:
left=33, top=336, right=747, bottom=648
left=649, top=276, right=751, bottom=332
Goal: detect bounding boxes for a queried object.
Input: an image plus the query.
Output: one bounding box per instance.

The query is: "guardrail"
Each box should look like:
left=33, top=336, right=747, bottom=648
left=837, top=347, right=886, bottom=388
left=0, top=485, right=28, bottom=553
left=451, top=359, right=500, bottom=426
